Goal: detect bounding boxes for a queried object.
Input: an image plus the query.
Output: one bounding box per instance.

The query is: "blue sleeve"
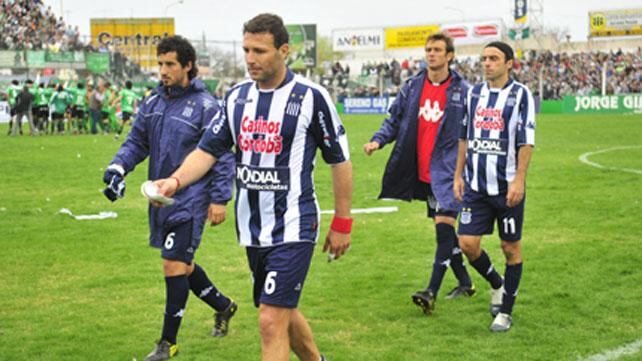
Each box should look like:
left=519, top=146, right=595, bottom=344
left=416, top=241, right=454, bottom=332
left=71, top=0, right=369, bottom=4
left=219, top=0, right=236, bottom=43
left=209, top=151, right=235, bottom=204
left=517, top=87, right=536, bottom=147
left=310, top=87, right=350, bottom=164
left=370, top=80, right=409, bottom=147
left=198, top=97, right=234, bottom=159
left=110, top=98, right=151, bottom=173
left=459, top=87, right=471, bottom=140
left=198, top=97, right=235, bottom=205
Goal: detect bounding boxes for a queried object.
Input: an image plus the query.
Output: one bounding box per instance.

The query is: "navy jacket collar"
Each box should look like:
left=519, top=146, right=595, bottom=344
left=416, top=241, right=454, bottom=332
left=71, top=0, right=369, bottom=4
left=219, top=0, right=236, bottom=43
left=156, top=78, right=206, bottom=99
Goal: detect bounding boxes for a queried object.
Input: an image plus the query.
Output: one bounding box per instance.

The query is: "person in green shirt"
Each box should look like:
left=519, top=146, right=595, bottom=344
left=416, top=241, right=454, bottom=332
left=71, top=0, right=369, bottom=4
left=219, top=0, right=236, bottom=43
left=67, top=83, right=88, bottom=134
left=111, top=80, right=138, bottom=139
left=101, top=81, right=115, bottom=134
left=6, top=80, right=20, bottom=135
left=34, top=83, right=53, bottom=133
left=49, top=85, right=71, bottom=135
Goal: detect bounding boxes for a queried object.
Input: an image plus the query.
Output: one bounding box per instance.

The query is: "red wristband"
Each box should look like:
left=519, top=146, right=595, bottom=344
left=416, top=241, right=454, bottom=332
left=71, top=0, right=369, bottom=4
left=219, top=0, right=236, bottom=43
left=331, top=216, right=353, bottom=234
left=170, top=176, right=181, bottom=190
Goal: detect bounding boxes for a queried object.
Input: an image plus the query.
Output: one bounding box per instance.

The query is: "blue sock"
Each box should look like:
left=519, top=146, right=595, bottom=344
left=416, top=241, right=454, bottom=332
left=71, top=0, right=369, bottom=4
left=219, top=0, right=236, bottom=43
left=448, top=230, right=473, bottom=288
left=500, top=263, right=523, bottom=315
left=161, top=275, right=190, bottom=344
left=469, top=250, right=503, bottom=289
left=188, top=264, right=231, bottom=312
left=427, top=223, right=454, bottom=296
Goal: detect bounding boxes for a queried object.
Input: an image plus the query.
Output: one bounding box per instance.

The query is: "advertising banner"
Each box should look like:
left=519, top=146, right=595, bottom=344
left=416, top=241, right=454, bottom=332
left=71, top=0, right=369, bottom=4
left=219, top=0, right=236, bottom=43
left=563, top=94, right=642, bottom=114
left=343, top=97, right=395, bottom=114
left=0, top=101, right=10, bottom=123
left=0, top=51, right=26, bottom=68
left=384, top=25, right=440, bottom=49
left=86, top=53, right=111, bottom=74
left=27, top=51, right=46, bottom=68
left=589, top=8, right=642, bottom=37
left=515, top=0, right=528, bottom=25
left=286, top=24, right=317, bottom=69
left=90, top=18, right=174, bottom=69
left=332, top=28, right=384, bottom=52
left=441, top=20, right=503, bottom=45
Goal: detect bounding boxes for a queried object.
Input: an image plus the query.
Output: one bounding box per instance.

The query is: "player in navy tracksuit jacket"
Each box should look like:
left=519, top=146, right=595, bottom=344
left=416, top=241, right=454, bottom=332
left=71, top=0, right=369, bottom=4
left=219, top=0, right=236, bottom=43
left=102, top=36, right=237, bottom=360
left=365, top=36, right=476, bottom=315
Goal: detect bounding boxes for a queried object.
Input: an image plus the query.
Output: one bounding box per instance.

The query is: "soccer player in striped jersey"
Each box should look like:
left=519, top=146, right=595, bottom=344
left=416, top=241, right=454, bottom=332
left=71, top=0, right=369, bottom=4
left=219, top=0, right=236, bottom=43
left=154, top=14, right=352, bottom=361
left=453, top=42, right=535, bottom=332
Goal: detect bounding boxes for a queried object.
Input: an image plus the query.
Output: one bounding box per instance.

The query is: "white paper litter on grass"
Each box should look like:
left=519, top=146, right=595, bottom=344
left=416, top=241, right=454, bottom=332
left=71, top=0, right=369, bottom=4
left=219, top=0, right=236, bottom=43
left=59, top=208, right=118, bottom=220
left=320, top=206, right=399, bottom=215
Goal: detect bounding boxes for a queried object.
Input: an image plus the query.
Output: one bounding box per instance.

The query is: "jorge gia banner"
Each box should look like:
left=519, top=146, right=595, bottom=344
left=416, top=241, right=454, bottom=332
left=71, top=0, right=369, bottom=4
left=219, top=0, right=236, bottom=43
left=564, top=94, right=642, bottom=114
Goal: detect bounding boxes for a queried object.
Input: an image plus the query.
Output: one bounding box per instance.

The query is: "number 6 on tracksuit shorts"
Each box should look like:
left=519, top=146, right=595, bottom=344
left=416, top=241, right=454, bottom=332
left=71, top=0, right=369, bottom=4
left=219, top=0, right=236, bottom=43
left=159, top=219, right=197, bottom=264
left=246, top=242, right=315, bottom=308
left=457, top=188, right=525, bottom=242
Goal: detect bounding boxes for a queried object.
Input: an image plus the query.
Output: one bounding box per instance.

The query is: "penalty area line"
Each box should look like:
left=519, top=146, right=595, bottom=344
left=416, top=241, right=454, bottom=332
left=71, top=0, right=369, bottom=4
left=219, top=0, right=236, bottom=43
left=578, top=338, right=642, bottom=361
left=578, top=146, right=642, bottom=175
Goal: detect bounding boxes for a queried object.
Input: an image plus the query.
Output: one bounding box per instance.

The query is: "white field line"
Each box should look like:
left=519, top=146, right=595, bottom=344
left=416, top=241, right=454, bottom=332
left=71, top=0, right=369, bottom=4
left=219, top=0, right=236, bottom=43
left=578, top=338, right=642, bottom=361
left=578, top=146, right=642, bottom=175
left=320, top=206, right=399, bottom=215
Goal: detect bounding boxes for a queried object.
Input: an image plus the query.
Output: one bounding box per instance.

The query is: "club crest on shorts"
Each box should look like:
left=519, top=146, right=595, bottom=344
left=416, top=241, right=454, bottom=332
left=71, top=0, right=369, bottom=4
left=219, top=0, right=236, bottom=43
left=460, top=208, right=472, bottom=224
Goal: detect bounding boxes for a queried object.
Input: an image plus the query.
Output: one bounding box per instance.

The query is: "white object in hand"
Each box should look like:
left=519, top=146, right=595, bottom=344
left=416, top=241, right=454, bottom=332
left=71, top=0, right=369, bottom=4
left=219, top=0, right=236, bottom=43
left=141, top=181, right=175, bottom=205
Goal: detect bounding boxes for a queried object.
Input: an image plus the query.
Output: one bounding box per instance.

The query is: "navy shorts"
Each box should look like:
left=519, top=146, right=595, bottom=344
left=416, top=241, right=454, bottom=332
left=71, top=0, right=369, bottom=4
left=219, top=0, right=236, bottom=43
left=426, top=184, right=458, bottom=219
left=37, top=105, right=49, bottom=118
left=122, top=111, right=132, bottom=121
left=458, top=189, right=525, bottom=242
left=71, top=106, right=85, bottom=119
left=246, top=242, right=314, bottom=308
left=160, top=220, right=196, bottom=264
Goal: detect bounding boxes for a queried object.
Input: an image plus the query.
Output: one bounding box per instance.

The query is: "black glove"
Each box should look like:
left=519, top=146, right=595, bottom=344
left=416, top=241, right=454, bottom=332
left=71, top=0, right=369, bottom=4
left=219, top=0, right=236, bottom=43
left=102, top=164, right=126, bottom=202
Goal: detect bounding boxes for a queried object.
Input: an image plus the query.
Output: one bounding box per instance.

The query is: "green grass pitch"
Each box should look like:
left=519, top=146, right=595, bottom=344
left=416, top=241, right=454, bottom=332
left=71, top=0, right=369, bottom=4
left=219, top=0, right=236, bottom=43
left=0, top=113, right=641, bottom=360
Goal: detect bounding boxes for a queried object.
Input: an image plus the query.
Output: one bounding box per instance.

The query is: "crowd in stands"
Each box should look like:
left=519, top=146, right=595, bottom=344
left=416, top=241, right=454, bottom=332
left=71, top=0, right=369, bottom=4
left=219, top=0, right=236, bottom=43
left=0, top=0, right=83, bottom=51
left=0, top=0, right=147, bottom=82
left=324, top=48, right=642, bottom=100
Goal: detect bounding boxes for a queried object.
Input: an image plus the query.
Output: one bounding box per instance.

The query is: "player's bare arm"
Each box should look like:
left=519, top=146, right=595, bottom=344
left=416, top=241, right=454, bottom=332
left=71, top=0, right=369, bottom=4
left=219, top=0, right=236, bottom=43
left=506, top=145, right=533, bottom=207
left=154, top=148, right=218, bottom=199
left=323, top=160, right=353, bottom=260
left=453, top=139, right=468, bottom=202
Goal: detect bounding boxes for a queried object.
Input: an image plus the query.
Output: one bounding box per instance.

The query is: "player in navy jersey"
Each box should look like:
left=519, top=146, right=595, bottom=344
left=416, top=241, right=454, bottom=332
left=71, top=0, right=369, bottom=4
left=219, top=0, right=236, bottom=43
left=453, top=42, right=535, bottom=332
left=153, top=14, right=352, bottom=361
left=364, top=33, right=475, bottom=316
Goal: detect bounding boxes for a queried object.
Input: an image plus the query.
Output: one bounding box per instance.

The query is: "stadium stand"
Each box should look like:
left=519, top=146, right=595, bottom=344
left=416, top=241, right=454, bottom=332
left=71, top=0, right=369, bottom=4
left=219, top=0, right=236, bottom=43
left=326, top=48, right=641, bottom=100
left=0, top=0, right=83, bottom=51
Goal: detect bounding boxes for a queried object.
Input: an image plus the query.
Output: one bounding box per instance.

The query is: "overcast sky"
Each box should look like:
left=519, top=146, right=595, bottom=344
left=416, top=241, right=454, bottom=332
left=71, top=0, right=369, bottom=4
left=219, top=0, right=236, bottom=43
left=44, top=0, right=641, bottom=42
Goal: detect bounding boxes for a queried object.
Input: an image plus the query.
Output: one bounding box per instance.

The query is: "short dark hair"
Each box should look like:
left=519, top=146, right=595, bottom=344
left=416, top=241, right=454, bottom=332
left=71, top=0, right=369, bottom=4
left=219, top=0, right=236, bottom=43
left=125, top=80, right=133, bottom=89
left=485, top=41, right=514, bottom=63
left=243, top=13, right=289, bottom=49
left=426, top=33, right=455, bottom=65
left=426, top=33, right=455, bottom=53
left=157, top=35, right=198, bottom=79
